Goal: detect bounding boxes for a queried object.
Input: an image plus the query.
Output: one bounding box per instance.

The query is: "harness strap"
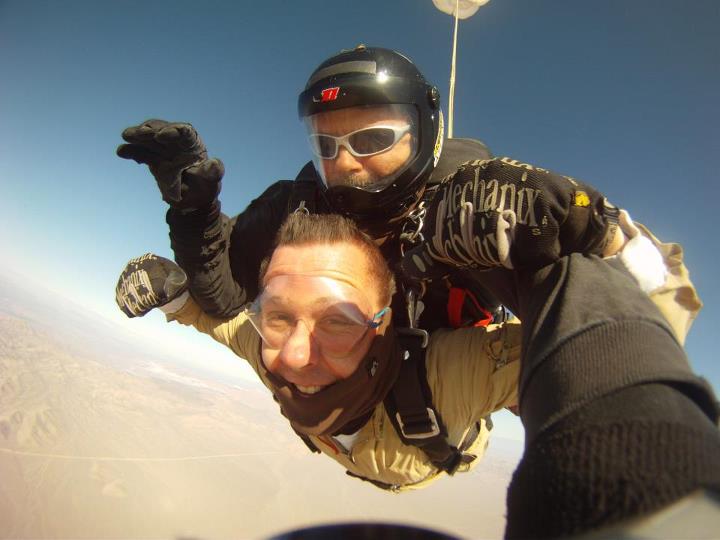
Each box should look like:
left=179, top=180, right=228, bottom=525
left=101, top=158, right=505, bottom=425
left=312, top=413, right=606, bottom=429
left=384, top=329, right=467, bottom=476
left=296, top=432, right=321, bottom=454
left=460, top=422, right=481, bottom=453
left=345, top=471, right=400, bottom=492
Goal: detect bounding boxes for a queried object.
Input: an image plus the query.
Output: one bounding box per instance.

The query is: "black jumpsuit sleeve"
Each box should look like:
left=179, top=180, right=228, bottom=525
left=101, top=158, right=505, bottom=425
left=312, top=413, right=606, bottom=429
left=166, top=180, right=295, bottom=317
left=504, top=254, right=720, bottom=538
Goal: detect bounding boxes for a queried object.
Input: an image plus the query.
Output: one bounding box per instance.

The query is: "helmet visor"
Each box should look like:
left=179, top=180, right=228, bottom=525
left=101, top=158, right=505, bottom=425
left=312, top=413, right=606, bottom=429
left=304, top=104, right=419, bottom=193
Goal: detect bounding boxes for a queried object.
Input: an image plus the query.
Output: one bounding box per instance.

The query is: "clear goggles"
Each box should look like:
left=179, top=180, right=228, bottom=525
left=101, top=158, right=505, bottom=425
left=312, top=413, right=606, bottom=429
left=244, top=275, right=389, bottom=359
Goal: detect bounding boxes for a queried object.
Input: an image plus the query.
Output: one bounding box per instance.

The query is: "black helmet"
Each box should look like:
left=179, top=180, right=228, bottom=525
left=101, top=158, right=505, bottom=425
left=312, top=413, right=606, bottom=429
left=298, top=46, right=443, bottom=228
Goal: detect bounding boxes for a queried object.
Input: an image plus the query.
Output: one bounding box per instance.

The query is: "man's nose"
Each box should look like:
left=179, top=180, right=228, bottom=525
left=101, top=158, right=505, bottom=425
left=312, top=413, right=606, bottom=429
left=278, top=321, right=316, bottom=369
left=333, top=145, right=363, bottom=171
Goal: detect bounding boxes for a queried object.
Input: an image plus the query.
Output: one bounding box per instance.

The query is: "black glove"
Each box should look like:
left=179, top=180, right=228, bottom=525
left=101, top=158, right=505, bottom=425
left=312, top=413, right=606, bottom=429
left=117, top=119, right=224, bottom=209
left=401, top=157, right=619, bottom=281
left=115, top=253, right=188, bottom=317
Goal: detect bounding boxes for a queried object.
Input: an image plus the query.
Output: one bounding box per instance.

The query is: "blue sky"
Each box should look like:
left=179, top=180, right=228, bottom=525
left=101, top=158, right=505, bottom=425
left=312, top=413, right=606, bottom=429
left=1, top=0, right=718, bottom=440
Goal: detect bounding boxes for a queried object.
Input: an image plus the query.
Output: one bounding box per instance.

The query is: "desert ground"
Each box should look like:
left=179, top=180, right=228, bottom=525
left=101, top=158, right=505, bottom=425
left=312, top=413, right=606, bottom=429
left=0, top=273, right=521, bottom=539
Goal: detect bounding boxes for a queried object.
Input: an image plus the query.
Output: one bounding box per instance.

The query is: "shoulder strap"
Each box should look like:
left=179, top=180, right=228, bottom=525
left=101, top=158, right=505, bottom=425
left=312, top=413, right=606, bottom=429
left=383, top=329, right=467, bottom=476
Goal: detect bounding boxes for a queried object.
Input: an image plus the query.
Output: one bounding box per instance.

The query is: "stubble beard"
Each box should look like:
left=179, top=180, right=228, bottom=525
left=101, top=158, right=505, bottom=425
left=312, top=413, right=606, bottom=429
left=332, top=171, right=380, bottom=188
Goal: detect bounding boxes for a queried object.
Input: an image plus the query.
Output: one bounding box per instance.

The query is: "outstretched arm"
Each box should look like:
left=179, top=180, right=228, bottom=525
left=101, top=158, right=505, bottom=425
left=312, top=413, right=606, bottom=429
left=503, top=252, right=719, bottom=539
left=400, top=157, right=701, bottom=343
left=114, top=253, right=260, bottom=367
left=117, top=119, right=271, bottom=318
left=402, top=157, right=622, bottom=282
left=398, top=158, right=718, bottom=536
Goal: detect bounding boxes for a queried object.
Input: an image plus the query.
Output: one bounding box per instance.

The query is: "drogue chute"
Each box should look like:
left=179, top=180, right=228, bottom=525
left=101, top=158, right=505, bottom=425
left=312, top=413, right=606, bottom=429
left=432, top=0, right=490, bottom=138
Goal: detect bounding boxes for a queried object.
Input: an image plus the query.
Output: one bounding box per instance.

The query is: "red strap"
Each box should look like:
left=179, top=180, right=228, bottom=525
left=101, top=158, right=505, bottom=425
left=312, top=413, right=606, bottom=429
left=318, top=436, right=340, bottom=455
left=447, top=287, right=493, bottom=328
left=447, top=287, right=465, bottom=328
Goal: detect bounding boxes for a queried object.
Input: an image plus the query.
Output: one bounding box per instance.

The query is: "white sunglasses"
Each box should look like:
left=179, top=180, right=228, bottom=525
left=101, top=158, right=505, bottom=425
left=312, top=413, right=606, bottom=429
left=308, top=124, right=411, bottom=160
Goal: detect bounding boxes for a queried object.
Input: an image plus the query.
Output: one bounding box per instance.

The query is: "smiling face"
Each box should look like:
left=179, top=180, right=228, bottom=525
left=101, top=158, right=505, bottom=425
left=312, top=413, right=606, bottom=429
left=305, top=104, right=418, bottom=191
left=257, top=242, right=386, bottom=394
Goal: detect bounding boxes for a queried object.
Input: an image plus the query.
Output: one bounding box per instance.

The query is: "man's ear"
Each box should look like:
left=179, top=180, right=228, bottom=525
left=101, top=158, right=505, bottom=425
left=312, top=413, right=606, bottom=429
left=257, top=255, right=272, bottom=291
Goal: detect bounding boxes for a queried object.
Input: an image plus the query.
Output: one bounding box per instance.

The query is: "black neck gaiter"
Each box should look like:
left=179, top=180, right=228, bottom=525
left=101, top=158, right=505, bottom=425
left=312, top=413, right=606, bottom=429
left=257, top=320, right=401, bottom=436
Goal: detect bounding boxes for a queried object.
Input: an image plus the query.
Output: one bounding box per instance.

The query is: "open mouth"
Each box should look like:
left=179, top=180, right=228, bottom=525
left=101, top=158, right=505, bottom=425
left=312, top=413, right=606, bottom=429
left=294, top=384, right=325, bottom=395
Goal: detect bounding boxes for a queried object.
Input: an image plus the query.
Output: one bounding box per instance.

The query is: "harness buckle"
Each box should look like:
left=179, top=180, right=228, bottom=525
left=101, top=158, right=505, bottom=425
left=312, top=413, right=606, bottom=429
left=403, top=288, right=426, bottom=330
left=293, top=200, right=310, bottom=215
left=396, top=327, right=429, bottom=348
left=395, top=407, right=441, bottom=440
left=399, top=203, right=426, bottom=247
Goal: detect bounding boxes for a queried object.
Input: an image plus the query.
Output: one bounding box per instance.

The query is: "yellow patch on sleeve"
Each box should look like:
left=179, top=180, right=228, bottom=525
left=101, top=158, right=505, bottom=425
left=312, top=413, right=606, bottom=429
left=574, top=191, right=591, bottom=207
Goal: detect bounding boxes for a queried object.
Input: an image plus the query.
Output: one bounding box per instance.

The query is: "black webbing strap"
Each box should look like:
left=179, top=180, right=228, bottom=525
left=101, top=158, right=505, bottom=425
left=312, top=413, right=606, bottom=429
left=459, top=422, right=481, bottom=453
left=384, top=329, right=466, bottom=475
left=345, top=470, right=400, bottom=492
left=296, top=431, right=321, bottom=454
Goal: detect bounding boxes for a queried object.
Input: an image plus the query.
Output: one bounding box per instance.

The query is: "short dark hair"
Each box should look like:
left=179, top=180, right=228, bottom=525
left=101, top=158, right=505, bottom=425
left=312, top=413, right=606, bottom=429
left=259, top=212, right=396, bottom=306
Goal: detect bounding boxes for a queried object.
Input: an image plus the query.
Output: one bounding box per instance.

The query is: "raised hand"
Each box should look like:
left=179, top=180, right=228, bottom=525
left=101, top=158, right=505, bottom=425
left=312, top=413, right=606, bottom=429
left=117, top=119, right=224, bottom=209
